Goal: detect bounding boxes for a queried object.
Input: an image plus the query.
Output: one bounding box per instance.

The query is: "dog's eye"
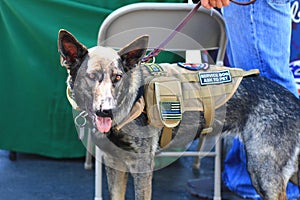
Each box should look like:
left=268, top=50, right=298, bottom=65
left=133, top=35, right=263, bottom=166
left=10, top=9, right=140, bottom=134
left=87, top=73, right=96, bottom=80
left=114, top=74, right=122, bottom=82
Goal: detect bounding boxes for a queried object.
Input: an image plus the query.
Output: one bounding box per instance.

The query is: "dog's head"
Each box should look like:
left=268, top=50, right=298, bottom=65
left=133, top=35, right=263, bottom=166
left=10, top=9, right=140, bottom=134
left=58, top=29, right=149, bottom=133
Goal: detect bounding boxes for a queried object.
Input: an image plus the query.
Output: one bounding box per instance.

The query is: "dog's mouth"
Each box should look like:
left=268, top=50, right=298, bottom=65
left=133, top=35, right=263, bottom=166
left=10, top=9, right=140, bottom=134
left=95, top=110, right=113, bottom=134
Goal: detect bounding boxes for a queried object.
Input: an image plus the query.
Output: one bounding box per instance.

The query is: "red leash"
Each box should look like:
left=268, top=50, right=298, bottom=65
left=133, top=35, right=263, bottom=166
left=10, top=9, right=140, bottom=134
left=142, top=0, right=256, bottom=63
left=142, top=1, right=202, bottom=63
left=230, top=0, right=256, bottom=5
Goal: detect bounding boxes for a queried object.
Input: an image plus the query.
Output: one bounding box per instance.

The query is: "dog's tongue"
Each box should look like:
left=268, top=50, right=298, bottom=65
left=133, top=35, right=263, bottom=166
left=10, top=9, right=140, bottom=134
left=96, top=117, right=112, bottom=133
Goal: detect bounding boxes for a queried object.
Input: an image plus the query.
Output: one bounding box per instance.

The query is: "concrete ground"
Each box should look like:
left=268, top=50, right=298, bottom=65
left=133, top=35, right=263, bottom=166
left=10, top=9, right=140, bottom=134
left=0, top=144, right=247, bottom=200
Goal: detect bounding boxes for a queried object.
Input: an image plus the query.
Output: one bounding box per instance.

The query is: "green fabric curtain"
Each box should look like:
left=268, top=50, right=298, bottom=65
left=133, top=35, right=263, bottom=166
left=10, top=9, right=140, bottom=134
left=0, top=0, right=184, bottom=158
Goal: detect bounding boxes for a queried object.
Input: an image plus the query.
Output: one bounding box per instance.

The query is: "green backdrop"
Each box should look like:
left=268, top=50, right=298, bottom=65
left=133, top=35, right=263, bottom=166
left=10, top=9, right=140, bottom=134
left=0, top=0, right=184, bottom=158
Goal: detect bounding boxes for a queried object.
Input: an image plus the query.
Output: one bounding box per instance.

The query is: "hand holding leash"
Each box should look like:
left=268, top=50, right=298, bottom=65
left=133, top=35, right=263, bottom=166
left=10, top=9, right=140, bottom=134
left=201, top=0, right=256, bottom=9
left=201, top=0, right=230, bottom=9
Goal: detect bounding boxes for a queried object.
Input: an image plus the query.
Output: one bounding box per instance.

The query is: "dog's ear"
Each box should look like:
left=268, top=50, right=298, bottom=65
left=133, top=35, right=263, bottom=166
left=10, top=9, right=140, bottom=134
left=118, top=35, right=149, bottom=71
left=58, top=29, right=88, bottom=70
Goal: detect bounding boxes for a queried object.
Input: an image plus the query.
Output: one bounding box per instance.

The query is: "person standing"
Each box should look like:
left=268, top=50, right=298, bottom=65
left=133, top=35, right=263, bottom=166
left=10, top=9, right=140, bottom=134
left=201, top=0, right=299, bottom=97
left=197, top=0, right=299, bottom=199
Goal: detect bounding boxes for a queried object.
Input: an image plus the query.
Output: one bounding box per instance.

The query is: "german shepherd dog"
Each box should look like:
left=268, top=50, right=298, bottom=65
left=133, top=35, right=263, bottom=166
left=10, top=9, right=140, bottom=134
left=58, top=29, right=300, bottom=200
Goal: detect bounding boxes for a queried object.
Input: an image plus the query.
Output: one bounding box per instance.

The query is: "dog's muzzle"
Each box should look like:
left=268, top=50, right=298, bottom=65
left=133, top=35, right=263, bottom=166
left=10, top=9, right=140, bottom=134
left=95, top=110, right=113, bottom=134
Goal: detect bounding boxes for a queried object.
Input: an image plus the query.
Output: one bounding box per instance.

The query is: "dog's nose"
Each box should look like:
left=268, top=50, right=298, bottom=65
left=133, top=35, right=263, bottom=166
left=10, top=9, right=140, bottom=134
left=96, top=109, right=113, bottom=118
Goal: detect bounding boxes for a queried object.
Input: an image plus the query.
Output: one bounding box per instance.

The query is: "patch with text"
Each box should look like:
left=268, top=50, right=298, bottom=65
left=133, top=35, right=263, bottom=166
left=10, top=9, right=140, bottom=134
left=199, top=70, right=232, bottom=85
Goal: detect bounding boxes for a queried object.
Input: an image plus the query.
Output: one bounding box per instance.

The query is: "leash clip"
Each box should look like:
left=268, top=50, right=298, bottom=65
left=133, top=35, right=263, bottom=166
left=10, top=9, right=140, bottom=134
left=74, top=111, right=88, bottom=127
left=75, top=111, right=88, bottom=140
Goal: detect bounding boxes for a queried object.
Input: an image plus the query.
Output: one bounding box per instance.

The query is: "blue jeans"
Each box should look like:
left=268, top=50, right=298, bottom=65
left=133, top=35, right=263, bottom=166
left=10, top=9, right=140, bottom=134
left=222, top=0, right=299, bottom=97
left=221, top=2, right=300, bottom=198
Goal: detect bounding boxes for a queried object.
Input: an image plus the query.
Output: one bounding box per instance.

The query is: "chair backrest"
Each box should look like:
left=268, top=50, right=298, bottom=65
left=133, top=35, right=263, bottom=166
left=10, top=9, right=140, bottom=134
left=98, top=3, right=227, bottom=65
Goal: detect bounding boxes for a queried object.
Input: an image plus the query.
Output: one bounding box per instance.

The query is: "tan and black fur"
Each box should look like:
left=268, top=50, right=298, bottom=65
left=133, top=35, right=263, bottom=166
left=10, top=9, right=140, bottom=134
left=58, top=29, right=300, bottom=200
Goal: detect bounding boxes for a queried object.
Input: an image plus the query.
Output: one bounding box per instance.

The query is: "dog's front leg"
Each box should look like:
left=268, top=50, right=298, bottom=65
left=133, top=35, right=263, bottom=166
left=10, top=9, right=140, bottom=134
left=129, top=154, right=155, bottom=200
left=131, top=172, right=153, bottom=200
left=105, top=166, right=128, bottom=200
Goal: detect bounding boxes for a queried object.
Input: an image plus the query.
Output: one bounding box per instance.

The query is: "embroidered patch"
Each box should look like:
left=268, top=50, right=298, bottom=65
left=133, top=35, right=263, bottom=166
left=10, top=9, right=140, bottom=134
left=144, top=63, right=164, bottom=73
left=177, top=62, right=209, bottom=71
left=199, top=70, right=232, bottom=85
left=160, top=101, right=182, bottom=120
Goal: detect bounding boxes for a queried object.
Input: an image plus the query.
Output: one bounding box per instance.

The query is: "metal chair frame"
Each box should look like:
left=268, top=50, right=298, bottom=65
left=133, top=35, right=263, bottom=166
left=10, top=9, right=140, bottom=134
left=85, top=3, right=228, bottom=200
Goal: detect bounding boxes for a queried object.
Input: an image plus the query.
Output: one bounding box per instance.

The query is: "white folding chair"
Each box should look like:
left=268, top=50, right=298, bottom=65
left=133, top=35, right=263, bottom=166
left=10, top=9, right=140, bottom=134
left=90, top=3, right=227, bottom=200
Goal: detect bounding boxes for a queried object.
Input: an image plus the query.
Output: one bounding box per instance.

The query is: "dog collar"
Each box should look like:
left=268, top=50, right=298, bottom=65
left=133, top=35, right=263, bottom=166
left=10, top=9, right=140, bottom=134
left=66, top=85, right=145, bottom=131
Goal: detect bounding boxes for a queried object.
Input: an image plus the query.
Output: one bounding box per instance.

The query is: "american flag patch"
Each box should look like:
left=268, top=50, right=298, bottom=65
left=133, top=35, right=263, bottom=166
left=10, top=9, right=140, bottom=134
left=160, top=101, right=182, bottom=120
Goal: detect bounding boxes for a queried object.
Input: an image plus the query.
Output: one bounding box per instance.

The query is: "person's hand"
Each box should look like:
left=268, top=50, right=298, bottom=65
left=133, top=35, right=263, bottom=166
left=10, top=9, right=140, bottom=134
left=201, top=0, right=230, bottom=9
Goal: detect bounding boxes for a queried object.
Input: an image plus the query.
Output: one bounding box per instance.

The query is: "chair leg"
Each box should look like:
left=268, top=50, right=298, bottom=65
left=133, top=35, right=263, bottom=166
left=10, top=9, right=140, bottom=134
left=84, top=128, right=94, bottom=170
left=95, top=146, right=103, bottom=200
left=213, top=137, right=222, bottom=200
